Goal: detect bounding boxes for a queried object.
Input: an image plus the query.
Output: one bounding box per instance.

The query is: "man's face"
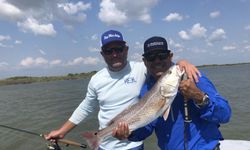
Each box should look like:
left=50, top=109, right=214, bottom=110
left=143, top=52, right=173, bottom=80
left=101, top=42, right=128, bottom=72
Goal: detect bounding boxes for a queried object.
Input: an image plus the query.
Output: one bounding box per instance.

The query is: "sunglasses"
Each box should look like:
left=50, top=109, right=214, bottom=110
left=102, top=46, right=124, bottom=55
left=144, top=53, right=169, bottom=62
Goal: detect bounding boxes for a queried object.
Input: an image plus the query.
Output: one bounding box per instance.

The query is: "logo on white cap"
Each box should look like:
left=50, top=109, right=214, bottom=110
left=103, top=33, right=121, bottom=40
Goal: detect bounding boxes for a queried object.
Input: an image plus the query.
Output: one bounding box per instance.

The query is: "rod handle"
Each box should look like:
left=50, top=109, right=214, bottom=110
left=181, top=73, right=192, bottom=122
left=58, top=139, right=87, bottom=148
left=42, top=134, right=87, bottom=149
left=184, top=100, right=192, bottom=122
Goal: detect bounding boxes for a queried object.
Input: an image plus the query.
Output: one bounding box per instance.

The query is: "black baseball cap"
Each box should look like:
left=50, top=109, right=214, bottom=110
left=143, top=36, right=171, bottom=56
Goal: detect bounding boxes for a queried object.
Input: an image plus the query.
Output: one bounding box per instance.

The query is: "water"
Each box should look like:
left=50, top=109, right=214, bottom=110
left=0, top=64, right=249, bottom=150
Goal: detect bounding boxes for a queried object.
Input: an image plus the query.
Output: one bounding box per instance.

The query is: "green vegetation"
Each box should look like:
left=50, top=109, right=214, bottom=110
left=0, top=71, right=97, bottom=86
left=1, top=62, right=250, bottom=86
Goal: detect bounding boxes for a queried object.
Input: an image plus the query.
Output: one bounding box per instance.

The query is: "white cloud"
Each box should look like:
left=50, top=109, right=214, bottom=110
left=244, top=45, right=250, bottom=51
left=67, top=56, right=100, bottom=66
left=245, top=25, right=250, bottom=30
left=168, top=38, right=184, bottom=52
left=243, top=40, right=248, bottom=44
left=19, top=57, right=63, bottom=68
left=91, top=34, right=98, bottom=41
left=178, top=23, right=207, bottom=40
left=20, top=57, right=35, bottom=67
left=98, top=0, right=128, bottom=26
left=138, top=13, right=151, bottom=24
left=1, top=0, right=91, bottom=35
left=190, top=23, right=207, bottom=38
left=67, top=13, right=87, bottom=23
left=134, top=41, right=143, bottom=50
left=68, top=57, right=83, bottom=65
left=0, top=35, right=12, bottom=48
left=36, top=57, right=48, bottom=65
left=15, top=40, right=22, bottom=44
left=130, top=52, right=142, bottom=62
left=223, top=45, right=236, bottom=51
left=0, top=61, right=8, bottom=67
left=0, top=43, right=6, bottom=47
left=163, top=13, right=183, bottom=22
left=0, top=0, right=23, bottom=20
left=72, top=40, right=78, bottom=44
left=0, top=42, right=13, bottom=48
left=98, top=0, right=158, bottom=25
left=20, top=57, right=48, bottom=67
left=17, top=17, right=56, bottom=36
left=210, top=11, right=220, bottom=19
left=207, top=28, right=226, bottom=43
left=191, top=47, right=207, bottom=53
left=39, top=49, right=46, bottom=55
left=0, top=35, right=11, bottom=41
left=0, top=61, right=9, bottom=71
left=57, top=1, right=91, bottom=24
left=88, top=47, right=100, bottom=52
left=63, top=25, right=74, bottom=31
left=50, top=59, right=62, bottom=65
left=57, top=1, right=91, bottom=15
left=83, top=57, right=100, bottom=65
left=178, top=30, right=190, bottom=40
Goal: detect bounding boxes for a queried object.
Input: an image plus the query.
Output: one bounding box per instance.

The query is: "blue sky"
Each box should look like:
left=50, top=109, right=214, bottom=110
left=0, top=0, right=250, bottom=79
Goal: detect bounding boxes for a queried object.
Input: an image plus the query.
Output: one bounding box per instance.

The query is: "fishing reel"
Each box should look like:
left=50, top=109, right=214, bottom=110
left=47, top=142, right=62, bottom=150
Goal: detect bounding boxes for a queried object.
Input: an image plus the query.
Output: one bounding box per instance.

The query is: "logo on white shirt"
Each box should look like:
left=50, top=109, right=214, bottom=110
left=124, top=77, right=136, bottom=84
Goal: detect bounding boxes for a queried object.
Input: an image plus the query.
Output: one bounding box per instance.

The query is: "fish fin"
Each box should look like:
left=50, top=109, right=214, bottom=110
left=176, top=65, right=185, bottom=76
left=163, top=107, right=171, bottom=120
left=82, top=131, right=100, bottom=150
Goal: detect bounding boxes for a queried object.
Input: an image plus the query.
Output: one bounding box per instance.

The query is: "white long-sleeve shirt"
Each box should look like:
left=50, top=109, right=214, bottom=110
left=69, top=61, right=147, bottom=150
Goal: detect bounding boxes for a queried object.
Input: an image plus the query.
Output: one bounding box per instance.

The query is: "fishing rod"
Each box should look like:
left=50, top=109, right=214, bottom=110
left=181, top=73, right=192, bottom=123
left=0, top=124, right=87, bottom=149
left=181, top=73, right=192, bottom=150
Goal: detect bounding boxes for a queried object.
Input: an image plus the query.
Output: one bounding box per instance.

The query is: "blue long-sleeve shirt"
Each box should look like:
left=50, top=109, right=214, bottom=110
left=128, top=72, right=231, bottom=150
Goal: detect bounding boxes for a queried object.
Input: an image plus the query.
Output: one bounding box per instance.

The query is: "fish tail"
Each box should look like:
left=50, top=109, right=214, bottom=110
left=82, top=131, right=100, bottom=150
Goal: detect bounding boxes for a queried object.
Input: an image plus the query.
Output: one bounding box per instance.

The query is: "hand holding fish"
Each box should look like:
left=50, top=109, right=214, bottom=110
left=177, top=59, right=201, bottom=83
left=112, top=122, right=130, bottom=140
left=179, top=79, right=204, bottom=104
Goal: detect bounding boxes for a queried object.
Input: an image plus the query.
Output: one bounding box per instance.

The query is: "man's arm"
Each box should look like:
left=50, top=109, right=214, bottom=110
left=179, top=73, right=231, bottom=123
left=46, top=77, right=98, bottom=141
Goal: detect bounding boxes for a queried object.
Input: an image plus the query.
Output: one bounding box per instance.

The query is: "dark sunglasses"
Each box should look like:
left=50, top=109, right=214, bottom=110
left=144, top=53, right=169, bottom=62
left=102, top=46, right=124, bottom=55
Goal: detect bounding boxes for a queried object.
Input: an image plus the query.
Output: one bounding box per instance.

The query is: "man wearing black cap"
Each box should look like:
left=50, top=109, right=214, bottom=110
left=46, top=31, right=200, bottom=150
left=113, top=36, right=231, bottom=150
left=142, top=36, right=173, bottom=80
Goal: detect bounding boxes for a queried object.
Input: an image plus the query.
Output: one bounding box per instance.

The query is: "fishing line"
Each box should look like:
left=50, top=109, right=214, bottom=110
left=0, top=124, right=87, bottom=149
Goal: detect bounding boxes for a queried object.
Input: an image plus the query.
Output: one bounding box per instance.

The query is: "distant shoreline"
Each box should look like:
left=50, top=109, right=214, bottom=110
left=1, top=62, right=249, bottom=86
left=0, top=71, right=97, bottom=86
left=197, top=62, right=250, bottom=68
